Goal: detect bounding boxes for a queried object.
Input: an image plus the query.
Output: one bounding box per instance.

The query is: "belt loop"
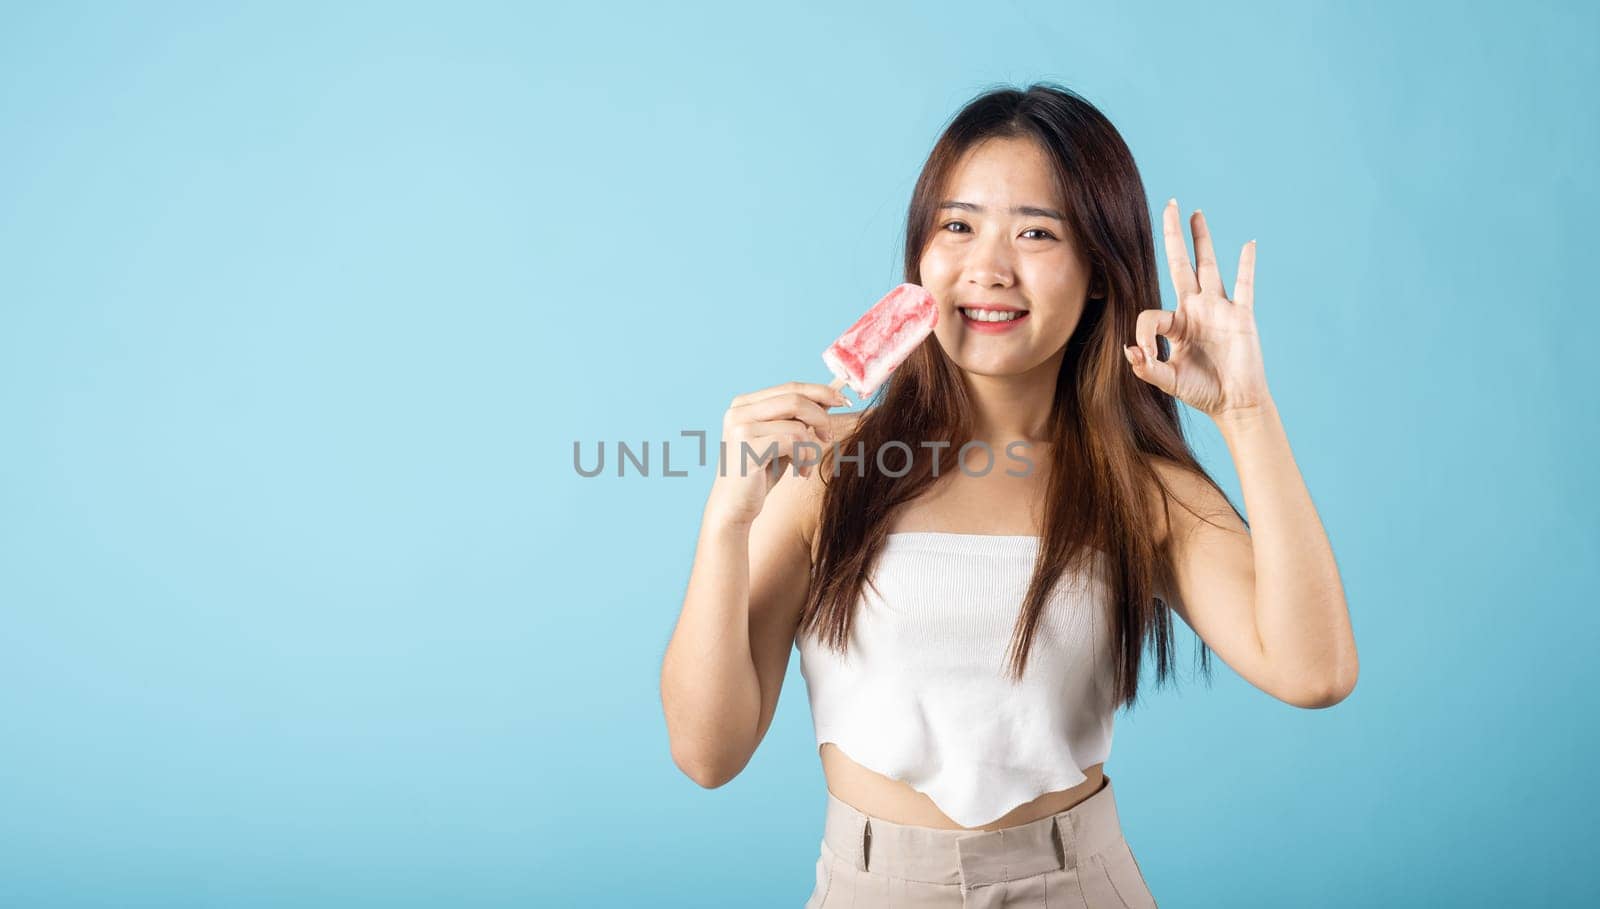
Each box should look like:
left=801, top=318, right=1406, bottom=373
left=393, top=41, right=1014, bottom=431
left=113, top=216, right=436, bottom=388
left=1051, top=816, right=1073, bottom=870
left=862, top=819, right=872, bottom=871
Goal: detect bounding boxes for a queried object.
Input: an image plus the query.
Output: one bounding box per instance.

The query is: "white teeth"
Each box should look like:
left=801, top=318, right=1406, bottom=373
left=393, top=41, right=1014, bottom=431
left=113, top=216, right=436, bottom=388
left=961, top=307, right=1024, bottom=322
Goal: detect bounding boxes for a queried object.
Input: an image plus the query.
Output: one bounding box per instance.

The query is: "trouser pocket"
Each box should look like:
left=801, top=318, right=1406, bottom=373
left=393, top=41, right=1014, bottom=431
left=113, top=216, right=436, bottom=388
left=1082, top=839, right=1158, bottom=909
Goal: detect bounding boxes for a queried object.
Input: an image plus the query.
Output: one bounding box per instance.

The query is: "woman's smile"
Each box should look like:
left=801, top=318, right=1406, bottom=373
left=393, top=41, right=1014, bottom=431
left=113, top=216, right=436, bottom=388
left=958, top=305, right=1032, bottom=333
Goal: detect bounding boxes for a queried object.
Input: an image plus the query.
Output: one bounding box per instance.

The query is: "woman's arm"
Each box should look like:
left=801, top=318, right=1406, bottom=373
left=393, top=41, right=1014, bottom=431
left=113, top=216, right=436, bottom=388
left=661, top=508, right=763, bottom=788
left=1220, top=401, right=1355, bottom=703
left=1130, top=201, right=1357, bottom=708
left=1155, top=401, right=1357, bottom=709
left=659, top=388, right=839, bottom=788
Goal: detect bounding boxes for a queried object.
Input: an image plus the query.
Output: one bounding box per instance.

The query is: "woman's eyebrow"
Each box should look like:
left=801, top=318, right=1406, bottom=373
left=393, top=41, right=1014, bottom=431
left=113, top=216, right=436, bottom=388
left=938, top=200, right=1066, bottom=221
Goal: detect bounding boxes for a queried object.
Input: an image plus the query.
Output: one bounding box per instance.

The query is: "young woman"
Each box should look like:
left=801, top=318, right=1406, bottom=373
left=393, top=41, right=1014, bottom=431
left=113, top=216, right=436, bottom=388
left=660, top=82, right=1357, bottom=908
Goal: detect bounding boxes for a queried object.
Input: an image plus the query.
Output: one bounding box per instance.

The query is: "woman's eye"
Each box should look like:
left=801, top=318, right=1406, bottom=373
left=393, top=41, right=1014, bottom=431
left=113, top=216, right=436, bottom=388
left=939, top=221, right=1055, bottom=241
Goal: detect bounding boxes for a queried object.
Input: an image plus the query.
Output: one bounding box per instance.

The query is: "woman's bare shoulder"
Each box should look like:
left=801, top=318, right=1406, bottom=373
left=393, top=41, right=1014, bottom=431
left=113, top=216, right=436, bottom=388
left=1144, top=454, right=1238, bottom=549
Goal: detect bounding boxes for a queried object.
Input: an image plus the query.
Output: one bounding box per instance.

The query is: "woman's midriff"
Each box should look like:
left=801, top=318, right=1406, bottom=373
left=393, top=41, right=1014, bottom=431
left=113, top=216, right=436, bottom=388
left=819, top=742, right=1107, bottom=832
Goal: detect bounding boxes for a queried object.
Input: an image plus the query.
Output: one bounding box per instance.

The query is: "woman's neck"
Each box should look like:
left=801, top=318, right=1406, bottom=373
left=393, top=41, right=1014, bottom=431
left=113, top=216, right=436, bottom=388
left=962, top=352, right=1062, bottom=445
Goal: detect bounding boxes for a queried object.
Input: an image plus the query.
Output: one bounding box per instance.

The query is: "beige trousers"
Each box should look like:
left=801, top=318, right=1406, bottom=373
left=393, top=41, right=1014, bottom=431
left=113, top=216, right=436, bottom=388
left=803, top=773, right=1158, bottom=908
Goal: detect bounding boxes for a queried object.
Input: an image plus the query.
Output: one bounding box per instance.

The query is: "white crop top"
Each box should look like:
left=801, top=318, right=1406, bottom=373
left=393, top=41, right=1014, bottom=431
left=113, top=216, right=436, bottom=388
left=796, top=531, right=1119, bottom=829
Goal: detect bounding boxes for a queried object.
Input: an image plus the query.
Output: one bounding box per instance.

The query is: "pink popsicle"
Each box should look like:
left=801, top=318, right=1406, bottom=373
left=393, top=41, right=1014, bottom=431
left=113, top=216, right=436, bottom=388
left=822, top=283, right=939, bottom=399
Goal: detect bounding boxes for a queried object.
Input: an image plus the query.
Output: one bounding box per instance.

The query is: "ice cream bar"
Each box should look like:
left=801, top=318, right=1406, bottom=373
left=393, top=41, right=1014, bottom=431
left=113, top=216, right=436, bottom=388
left=822, top=283, right=939, bottom=399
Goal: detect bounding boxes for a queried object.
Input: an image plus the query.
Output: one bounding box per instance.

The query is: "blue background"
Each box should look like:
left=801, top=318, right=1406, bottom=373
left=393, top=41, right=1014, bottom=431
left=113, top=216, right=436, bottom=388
left=2, top=1, right=1594, bottom=906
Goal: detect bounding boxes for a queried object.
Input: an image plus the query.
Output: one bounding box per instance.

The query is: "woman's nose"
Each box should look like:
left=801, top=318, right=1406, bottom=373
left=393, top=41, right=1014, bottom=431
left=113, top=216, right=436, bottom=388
left=963, top=232, right=1015, bottom=287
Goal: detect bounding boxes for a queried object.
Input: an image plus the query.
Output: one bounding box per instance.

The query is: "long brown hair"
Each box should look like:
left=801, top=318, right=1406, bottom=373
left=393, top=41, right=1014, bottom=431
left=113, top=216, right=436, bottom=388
left=798, top=82, right=1245, bottom=712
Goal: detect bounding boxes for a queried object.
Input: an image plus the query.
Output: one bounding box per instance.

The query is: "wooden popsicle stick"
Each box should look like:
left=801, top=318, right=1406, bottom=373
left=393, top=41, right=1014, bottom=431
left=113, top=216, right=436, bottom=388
left=826, top=374, right=856, bottom=408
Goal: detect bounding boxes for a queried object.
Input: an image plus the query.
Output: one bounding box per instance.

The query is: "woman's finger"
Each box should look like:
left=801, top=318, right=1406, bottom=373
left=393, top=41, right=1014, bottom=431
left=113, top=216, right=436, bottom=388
left=1123, top=343, right=1180, bottom=399
left=738, top=419, right=820, bottom=443
left=730, top=392, right=834, bottom=441
left=1190, top=209, right=1224, bottom=296
left=730, top=381, right=849, bottom=411
left=1233, top=240, right=1257, bottom=308
left=729, top=432, right=797, bottom=477
left=743, top=432, right=825, bottom=479
left=1134, top=306, right=1184, bottom=363
left=1161, top=198, right=1199, bottom=299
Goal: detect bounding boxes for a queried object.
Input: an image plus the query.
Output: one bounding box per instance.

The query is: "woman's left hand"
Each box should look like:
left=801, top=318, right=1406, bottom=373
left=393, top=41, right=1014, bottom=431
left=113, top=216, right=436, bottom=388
left=1124, top=198, right=1272, bottom=421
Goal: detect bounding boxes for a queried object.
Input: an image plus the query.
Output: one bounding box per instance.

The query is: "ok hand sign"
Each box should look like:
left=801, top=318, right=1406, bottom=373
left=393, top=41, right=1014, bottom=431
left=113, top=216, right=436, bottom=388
left=1124, top=198, right=1272, bottom=421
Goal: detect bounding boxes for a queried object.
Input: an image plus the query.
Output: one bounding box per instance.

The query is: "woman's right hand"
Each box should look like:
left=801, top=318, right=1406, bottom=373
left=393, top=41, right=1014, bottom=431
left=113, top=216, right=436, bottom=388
left=705, top=381, right=848, bottom=528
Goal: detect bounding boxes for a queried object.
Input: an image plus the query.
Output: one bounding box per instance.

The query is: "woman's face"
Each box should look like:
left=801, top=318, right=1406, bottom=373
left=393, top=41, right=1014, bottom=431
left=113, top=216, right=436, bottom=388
left=918, top=135, right=1096, bottom=378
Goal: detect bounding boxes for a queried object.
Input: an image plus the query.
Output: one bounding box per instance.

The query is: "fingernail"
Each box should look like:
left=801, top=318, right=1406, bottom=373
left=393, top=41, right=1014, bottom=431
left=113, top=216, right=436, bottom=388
left=1167, top=197, right=1176, bottom=207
